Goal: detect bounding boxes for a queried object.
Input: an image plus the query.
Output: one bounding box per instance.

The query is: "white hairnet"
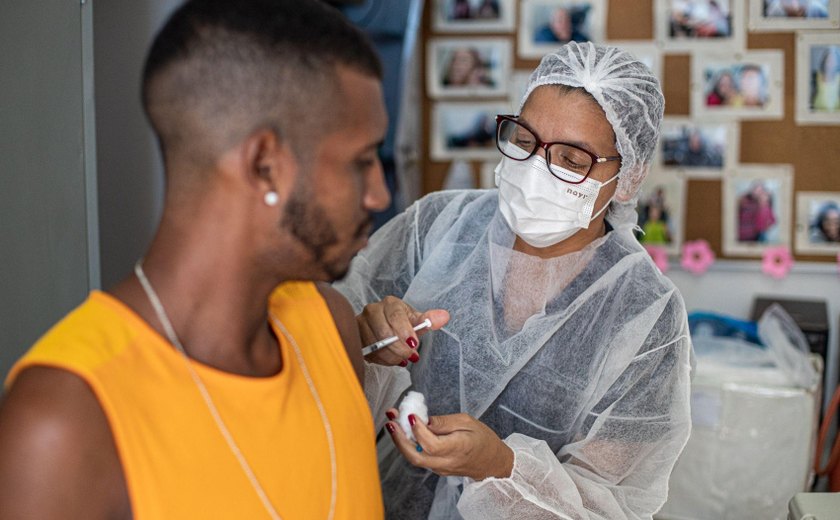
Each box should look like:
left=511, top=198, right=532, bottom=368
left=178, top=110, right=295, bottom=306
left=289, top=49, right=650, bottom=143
left=335, top=189, right=693, bottom=519
left=519, top=42, right=665, bottom=203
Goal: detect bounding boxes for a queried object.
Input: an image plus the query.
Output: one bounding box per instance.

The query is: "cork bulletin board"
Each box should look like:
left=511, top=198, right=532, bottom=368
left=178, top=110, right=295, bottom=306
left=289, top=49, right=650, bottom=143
left=418, top=0, right=840, bottom=263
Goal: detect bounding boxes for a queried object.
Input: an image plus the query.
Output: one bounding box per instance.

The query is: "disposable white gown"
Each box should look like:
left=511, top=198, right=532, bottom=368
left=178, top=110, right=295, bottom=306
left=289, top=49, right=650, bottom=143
left=335, top=189, right=693, bottom=519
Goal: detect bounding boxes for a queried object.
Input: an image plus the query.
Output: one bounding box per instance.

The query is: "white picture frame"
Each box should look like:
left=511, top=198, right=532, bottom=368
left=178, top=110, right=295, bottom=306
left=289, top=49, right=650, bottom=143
left=795, top=191, right=840, bottom=255
left=722, top=164, right=793, bottom=256
left=517, top=0, right=607, bottom=59
left=433, top=0, right=516, bottom=33
left=748, top=0, right=840, bottom=31
left=656, top=118, right=739, bottom=178
left=635, top=170, right=687, bottom=256
left=655, top=0, right=746, bottom=53
left=691, top=50, right=785, bottom=120
left=426, top=38, right=512, bottom=99
left=508, top=69, right=533, bottom=112
left=795, top=32, right=840, bottom=125
left=606, top=41, right=665, bottom=82
left=431, top=102, right=509, bottom=160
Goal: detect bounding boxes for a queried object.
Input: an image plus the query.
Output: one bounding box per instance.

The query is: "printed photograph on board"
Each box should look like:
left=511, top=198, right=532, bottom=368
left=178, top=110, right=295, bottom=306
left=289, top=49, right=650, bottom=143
left=431, top=102, right=509, bottom=160
left=722, top=165, right=793, bottom=256
left=427, top=38, right=511, bottom=98
left=433, top=0, right=516, bottom=32
left=748, top=0, right=839, bottom=31
left=692, top=50, right=784, bottom=120
left=656, top=0, right=745, bottom=51
left=658, top=118, right=738, bottom=177
left=795, top=191, right=840, bottom=254
left=518, top=0, right=606, bottom=58
left=796, top=32, right=840, bottom=124
left=635, top=171, right=686, bottom=255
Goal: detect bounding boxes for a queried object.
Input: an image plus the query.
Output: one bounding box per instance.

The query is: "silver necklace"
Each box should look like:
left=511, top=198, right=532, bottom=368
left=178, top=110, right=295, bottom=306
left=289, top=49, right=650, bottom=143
left=134, top=260, right=337, bottom=520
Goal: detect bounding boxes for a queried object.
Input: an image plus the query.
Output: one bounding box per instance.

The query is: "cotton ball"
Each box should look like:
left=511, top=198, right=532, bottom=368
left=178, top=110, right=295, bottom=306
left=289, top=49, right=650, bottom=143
left=398, top=391, right=428, bottom=443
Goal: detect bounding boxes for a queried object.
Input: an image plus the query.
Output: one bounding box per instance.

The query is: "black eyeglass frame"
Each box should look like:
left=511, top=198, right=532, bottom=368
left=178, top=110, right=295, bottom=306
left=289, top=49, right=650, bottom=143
left=494, top=114, right=622, bottom=185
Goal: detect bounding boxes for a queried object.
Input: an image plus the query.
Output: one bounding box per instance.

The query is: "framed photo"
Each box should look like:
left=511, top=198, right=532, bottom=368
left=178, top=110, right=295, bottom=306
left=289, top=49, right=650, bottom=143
left=795, top=32, right=840, bottom=125
left=427, top=38, right=512, bottom=99
left=479, top=160, right=499, bottom=188
left=518, top=0, right=606, bottom=59
left=431, top=102, right=509, bottom=160
left=748, top=0, right=840, bottom=31
left=607, top=41, right=664, bottom=82
left=433, top=0, right=516, bottom=33
left=657, top=118, right=738, bottom=178
left=691, top=50, right=784, bottom=120
left=795, top=192, right=840, bottom=254
left=508, top=69, right=532, bottom=112
left=635, top=171, right=686, bottom=255
left=722, top=164, right=792, bottom=256
left=655, top=0, right=745, bottom=52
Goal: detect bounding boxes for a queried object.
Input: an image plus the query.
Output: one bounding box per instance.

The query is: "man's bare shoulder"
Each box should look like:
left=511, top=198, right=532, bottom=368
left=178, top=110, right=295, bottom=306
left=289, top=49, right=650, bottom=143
left=0, top=366, right=130, bottom=519
left=315, top=282, right=364, bottom=386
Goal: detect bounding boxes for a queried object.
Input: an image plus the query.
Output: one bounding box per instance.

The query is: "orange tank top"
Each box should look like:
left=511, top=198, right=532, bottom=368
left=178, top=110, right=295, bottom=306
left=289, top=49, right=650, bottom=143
left=7, top=282, right=383, bottom=519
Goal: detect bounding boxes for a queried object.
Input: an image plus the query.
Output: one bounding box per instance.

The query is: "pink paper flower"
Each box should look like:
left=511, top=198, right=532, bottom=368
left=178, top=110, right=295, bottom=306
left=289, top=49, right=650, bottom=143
left=761, top=246, right=793, bottom=279
left=680, top=240, right=715, bottom=275
left=644, top=245, right=669, bottom=274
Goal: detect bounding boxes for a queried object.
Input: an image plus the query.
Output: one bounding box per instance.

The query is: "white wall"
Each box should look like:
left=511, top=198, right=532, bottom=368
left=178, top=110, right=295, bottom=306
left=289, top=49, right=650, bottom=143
left=667, top=261, right=840, bottom=411
left=93, top=0, right=181, bottom=289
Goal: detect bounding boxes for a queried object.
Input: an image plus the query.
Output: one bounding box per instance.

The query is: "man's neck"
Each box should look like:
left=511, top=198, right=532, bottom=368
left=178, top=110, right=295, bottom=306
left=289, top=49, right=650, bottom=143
left=109, top=209, right=286, bottom=378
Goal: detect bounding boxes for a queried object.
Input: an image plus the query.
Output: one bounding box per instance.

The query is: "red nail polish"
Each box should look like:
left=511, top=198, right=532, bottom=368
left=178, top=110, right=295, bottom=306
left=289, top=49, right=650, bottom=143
left=385, top=423, right=396, bottom=434
left=408, top=353, right=420, bottom=363
left=399, top=360, right=408, bottom=367
left=406, top=337, right=418, bottom=349
left=408, top=414, right=417, bottom=427
left=386, top=411, right=396, bottom=421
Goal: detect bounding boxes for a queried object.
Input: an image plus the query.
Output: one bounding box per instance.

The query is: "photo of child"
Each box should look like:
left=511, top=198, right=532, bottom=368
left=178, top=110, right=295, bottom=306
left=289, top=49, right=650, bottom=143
left=723, top=166, right=792, bottom=256
left=737, top=180, right=778, bottom=243
left=635, top=173, right=685, bottom=254
left=809, top=44, right=840, bottom=112
left=796, top=32, right=840, bottom=124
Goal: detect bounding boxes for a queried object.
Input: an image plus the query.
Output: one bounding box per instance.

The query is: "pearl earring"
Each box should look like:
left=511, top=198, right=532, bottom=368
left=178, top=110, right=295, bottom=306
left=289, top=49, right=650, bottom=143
left=264, top=191, right=279, bottom=207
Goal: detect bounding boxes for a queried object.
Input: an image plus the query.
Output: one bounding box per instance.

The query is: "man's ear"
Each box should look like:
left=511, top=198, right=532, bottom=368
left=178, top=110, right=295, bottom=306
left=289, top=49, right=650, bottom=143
left=241, top=127, right=297, bottom=196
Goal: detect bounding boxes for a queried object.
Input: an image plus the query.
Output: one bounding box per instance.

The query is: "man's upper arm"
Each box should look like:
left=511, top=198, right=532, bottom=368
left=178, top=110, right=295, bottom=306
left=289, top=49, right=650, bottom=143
left=0, top=366, right=128, bottom=519
left=317, top=282, right=365, bottom=386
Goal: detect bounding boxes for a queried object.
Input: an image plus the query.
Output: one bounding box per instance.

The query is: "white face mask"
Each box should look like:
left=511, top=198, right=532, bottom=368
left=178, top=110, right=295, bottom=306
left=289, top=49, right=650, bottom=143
left=495, top=155, right=618, bottom=248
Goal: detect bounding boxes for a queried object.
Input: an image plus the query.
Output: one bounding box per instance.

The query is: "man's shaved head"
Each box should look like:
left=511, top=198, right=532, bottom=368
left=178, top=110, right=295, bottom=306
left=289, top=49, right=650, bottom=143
left=141, top=0, right=381, bottom=176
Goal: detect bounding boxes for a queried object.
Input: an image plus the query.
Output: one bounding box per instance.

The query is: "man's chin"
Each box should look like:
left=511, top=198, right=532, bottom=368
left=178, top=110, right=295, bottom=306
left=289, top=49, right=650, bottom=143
left=317, top=255, right=353, bottom=283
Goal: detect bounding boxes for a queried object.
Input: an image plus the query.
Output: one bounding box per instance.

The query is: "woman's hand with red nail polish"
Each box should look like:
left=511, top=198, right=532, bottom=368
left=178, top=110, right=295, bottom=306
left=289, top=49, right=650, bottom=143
left=355, top=297, right=450, bottom=367
left=384, top=412, right=514, bottom=481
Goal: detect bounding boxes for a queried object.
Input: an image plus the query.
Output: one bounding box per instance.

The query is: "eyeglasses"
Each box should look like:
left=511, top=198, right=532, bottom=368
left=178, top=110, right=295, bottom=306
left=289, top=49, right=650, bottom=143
left=495, top=115, right=622, bottom=184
